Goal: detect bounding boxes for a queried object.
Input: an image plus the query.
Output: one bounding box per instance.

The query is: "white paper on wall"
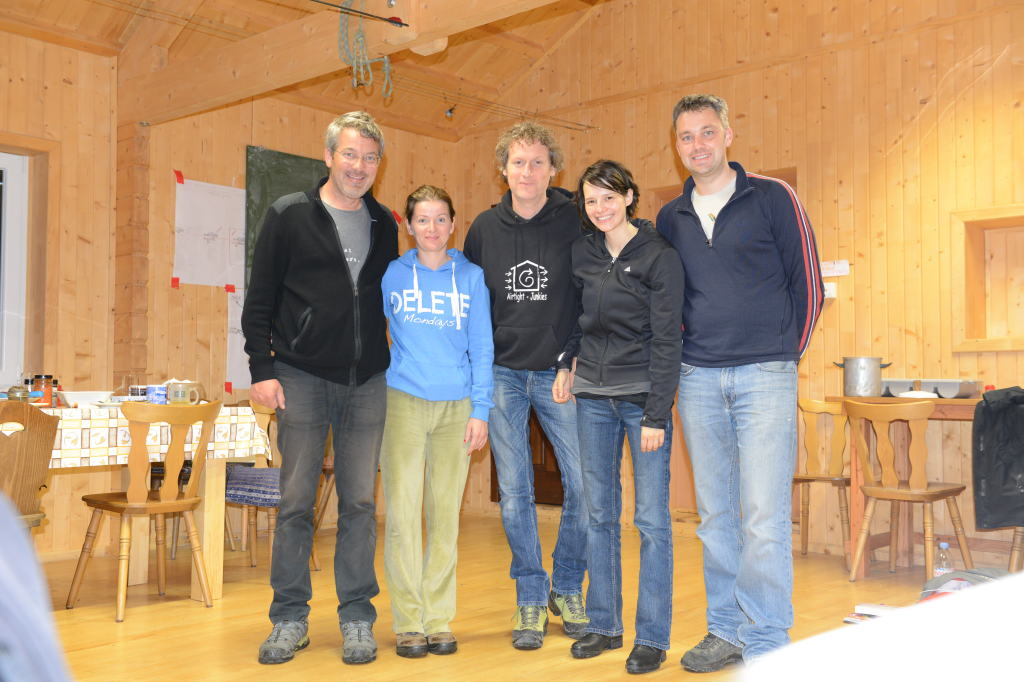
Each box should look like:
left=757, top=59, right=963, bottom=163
left=173, top=178, right=245, bottom=287
left=226, top=287, right=250, bottom=390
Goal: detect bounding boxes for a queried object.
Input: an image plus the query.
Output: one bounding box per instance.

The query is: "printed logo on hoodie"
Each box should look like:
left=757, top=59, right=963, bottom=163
left=504, top=260, right=549, bottom=302
left=390, top=288, right=470, bottom=328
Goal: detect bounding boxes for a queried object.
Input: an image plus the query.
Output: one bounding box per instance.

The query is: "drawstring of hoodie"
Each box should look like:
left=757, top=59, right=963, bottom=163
left=411, top=252, right=462, bottom=330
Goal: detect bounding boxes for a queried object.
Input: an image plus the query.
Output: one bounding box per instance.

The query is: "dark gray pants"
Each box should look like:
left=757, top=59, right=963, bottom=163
left=268, top=362, right=386, bottom=625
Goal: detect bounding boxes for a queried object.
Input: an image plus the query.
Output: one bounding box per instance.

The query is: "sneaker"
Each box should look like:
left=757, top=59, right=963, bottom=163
left=680, top=633, right=743, bottom=673
left=548, top=590, right=588, bottom=639
left=511, top=605, right=548, bottom=650
left=258, top=619, right=310, bottom=664
left=395, top=632, right=428, bottom=658
left=340, top=620, right=377, bottom=664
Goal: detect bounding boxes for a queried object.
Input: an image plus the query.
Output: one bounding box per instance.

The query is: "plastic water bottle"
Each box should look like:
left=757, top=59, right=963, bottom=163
left=934, top=541, right=953, bottom=577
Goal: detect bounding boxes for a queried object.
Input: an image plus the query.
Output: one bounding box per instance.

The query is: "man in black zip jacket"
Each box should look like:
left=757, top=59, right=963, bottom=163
left=657, top=94, right=824, bottom=672
left=242, top=111, right=398, bottom=667
left=463, top=122, right=589, bottom=650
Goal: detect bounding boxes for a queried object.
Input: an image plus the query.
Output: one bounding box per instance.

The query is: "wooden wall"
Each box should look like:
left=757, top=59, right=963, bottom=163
left=454, top=0, right=1024, bottom=563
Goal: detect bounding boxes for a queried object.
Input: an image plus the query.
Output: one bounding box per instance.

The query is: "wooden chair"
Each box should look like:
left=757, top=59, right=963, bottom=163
left=229, top=401, right=320, bottom=570
left=1009, top=529, right=1024, bottom=573
left=845, top=399, right=974, bottom=581
left=65, top=400, right=222, bottom=621
left=794, top=399, right=851, bottom=567
left=0, top=402, right=60, bottom=528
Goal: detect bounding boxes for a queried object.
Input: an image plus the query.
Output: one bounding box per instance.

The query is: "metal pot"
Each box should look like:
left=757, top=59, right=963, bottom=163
left=834, top=357, right=892, bottom=396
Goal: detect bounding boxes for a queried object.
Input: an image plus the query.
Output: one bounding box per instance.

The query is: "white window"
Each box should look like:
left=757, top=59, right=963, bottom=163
left=0, top=152, right=28, bottom=387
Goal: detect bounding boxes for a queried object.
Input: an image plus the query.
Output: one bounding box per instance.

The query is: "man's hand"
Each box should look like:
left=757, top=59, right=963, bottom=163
left=464, top=417, right=488, bottom=454
left=552, top=369, right=575, bottom=404
left=250, top=379, right=285, bottom=410
left=640, top=426, right=665, bottom=452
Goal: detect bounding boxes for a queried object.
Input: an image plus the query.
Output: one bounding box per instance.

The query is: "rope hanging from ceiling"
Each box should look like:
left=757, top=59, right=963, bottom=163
left=337, top=0, right=394, bottom=98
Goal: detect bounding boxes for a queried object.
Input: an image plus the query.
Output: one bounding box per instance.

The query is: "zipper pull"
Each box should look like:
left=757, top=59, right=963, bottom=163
left=705, top=238, right=712, bottom=248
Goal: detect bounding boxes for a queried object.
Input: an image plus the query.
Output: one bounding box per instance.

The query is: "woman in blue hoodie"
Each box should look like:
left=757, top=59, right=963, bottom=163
left=380, top=185, right=494, bottom=659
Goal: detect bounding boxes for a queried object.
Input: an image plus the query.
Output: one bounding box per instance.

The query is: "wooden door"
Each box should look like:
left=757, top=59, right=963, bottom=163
left=490, top=409, right=564, bottom=505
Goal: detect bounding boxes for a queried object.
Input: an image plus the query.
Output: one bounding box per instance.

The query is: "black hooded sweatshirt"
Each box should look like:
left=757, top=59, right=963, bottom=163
left=463, top=187, right=581, bottom=370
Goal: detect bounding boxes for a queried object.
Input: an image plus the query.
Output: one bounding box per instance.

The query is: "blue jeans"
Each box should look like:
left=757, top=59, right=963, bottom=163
left=489, top=365, right=587, bottom=604
left=676, top=361, right=797, bottom=659
left=577, top=398, right=673, bottom=650
left=269, top=362, right=386, bottom=625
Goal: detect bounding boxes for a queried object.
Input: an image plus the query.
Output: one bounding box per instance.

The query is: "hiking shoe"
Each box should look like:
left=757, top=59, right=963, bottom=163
left=426, top=631, right=458, bottom=655
left=511, top=605, right=548, bottom=650
left=548, top=590, right=588, bottom=639
left=258, top=619, right=309, bottom=664
left=340, top=620, right=377, bottom=664
left=681, top=632, right=743, bottom=673
left=395, top=632, right=428, bottom=658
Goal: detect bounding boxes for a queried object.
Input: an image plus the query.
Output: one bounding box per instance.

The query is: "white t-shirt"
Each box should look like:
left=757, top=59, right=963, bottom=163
left=691, top=176, right=737, bottom=242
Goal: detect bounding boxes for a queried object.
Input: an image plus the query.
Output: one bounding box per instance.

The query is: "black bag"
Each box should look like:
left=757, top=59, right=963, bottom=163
left=972, top=386, right=1024, bottom=529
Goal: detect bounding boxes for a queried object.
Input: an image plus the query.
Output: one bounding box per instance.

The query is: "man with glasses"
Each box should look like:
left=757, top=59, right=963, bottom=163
left=243, top=111, right=398, bottom=666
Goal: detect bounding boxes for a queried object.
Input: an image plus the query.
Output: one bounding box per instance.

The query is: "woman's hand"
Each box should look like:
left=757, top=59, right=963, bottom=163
left=464, top=417, right=488, bottom=454
left=640, top=426, right=665, bottom=452
left=552, top=369, right=575, bottom=403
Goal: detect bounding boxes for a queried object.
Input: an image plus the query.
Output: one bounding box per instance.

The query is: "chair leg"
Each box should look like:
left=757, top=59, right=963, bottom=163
left=155, top=513, right=167, bottom=596
left=1010, top=528, right=1024, bottom=573
left=837, top=484, right=852, bottom=570
left=799, top=482, right=810, bottom=555
left=248, top=505, right=257, bottom=567
left=310, top=539, right=321, bottom=572
left=267, top=508, right=277, bottom=567
left=224, top=510, right=237, bottom=552
left=66, top=509, right=103, bottom=609
left=946, top=497, right=974, bottom=569
left=116, top=514, right=132, bottom=622
left=889, top=501, right=900, bottom=573
left=923, top=501, right=935, bottom=580
left=170, top=513, right=180, bottom=560
left=240, top=505, right=249, bottom=552
left=849, top=497, right=878, bottom=582
left=181, top=511, right=213, bottom=608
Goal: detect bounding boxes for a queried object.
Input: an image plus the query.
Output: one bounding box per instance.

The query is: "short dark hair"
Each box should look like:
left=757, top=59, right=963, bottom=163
left=404, top=185, right=455, bottom=223
left=575, top=159, right=640, bottom=230
left=671, top=94, right=730, bottom=129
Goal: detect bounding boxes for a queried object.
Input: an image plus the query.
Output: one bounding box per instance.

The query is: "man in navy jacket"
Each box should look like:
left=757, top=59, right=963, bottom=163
left=657, top=94, right=823, bottom=672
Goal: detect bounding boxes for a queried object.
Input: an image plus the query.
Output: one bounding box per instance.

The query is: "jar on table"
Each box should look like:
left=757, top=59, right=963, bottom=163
left=32, top=374, right=53, bottom=406
left=6, top=384, right=28, bottom=401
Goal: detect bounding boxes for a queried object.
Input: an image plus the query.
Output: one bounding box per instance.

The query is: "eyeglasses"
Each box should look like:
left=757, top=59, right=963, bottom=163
left=337, top=149, right=381, bottom=166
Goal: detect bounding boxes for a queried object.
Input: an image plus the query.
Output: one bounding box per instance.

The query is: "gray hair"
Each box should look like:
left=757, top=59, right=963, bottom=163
left=325, top=111, right=385, bottom=155
left=671, top=94, right=730, bottom=130
left=494, top=121, right=564, bottom=172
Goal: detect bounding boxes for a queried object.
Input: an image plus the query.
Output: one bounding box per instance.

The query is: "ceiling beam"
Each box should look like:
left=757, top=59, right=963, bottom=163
left=118, top=0, right=562, bottom=127
left=0, top=12, right=119, bottom=56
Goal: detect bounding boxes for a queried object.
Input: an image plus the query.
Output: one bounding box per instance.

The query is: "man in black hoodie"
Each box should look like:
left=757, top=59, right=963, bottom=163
left=463, top=122, right=588, bottom=650
left=243, top=111, right=398, bottom=666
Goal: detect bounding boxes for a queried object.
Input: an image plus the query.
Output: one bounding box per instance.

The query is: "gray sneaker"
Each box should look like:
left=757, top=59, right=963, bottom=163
left=511, top=605, right=548, bottom=650
left=340, top=620, right=377, bottom=664
left=680, top=632, right=743, bottom=673
left=548, top=590, right=588, bottom=639
left=258, top=620, right=310, bottom=664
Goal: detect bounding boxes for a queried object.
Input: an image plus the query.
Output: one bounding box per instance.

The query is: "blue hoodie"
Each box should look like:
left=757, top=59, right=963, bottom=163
left=382, top=248, right=494, bottom=421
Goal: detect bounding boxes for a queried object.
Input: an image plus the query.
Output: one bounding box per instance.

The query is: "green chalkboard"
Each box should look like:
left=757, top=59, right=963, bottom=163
left=245, top=145, right=327, bottom=286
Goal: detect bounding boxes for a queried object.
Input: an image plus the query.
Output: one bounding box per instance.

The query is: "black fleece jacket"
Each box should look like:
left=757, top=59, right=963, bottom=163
left=555, top=221, right=684, bottom=429
left=463, top=188, right=582, bottom=370
left=242, top=177, right=398, bottom=385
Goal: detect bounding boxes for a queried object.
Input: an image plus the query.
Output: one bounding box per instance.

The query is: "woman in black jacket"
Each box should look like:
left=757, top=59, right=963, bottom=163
left=552, top=160, right=683, bottom=674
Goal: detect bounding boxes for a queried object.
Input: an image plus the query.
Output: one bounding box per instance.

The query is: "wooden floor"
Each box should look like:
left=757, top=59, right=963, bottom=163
left=46, top=513, right=925, bottom=681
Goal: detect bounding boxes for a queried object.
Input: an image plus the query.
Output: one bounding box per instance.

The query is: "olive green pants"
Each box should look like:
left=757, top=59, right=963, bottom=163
left=380, top=388, right=472, bottom=634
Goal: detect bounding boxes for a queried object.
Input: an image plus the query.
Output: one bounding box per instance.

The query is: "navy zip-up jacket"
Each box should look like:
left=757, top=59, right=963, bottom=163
left=656, top=161, right=823, bottom=367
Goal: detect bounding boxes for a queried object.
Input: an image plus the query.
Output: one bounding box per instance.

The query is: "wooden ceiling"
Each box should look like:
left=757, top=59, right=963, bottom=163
left=1, top=0, right=604, bottom=140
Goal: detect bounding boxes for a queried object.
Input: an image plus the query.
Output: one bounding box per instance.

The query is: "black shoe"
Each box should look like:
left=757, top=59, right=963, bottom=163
left=570, top=632, right=623, bottom=659
left=680, top=633, right=743, bottom=673
left=626, top=645, right=666, bottom=674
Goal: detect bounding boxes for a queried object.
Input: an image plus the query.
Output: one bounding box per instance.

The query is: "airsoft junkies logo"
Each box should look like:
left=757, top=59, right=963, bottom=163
left=504, top=260, right=549, bottom=302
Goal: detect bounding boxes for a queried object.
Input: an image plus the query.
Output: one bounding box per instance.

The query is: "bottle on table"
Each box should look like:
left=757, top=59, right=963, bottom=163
left=934, top=541, right=953, bottom=577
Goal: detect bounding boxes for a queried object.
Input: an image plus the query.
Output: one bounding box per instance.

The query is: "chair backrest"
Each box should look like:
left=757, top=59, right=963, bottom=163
left=248, top=401, right=280, bottom=468
left=843, top=399, right=935, bottom=490
left=0, top=402, right=60, bottom=516
left=120, top=401, right=222, bottom=503
left=797, top=398, right=849, bottom=478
